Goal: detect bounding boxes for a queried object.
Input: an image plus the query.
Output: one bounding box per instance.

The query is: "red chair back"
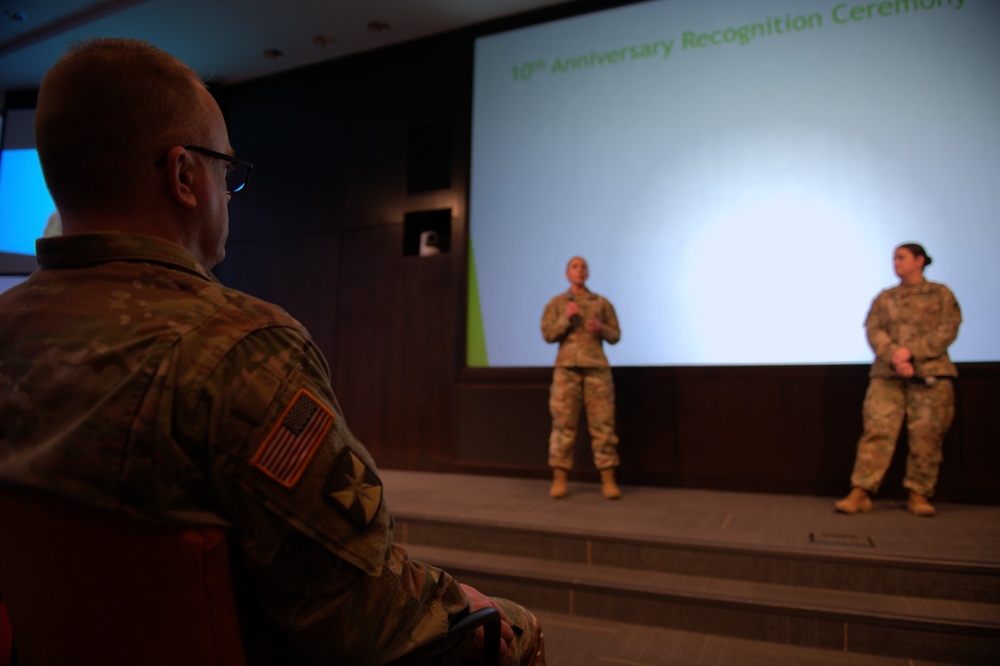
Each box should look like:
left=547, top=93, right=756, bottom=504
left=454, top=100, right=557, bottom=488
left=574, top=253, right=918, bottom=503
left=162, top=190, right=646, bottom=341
left=0, top=483, right=246, bottom=666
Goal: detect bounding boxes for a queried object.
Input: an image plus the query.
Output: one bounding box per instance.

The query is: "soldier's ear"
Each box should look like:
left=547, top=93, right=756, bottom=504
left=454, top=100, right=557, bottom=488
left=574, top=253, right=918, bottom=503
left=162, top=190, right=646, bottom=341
left=164, top=146, right=198, bottom=209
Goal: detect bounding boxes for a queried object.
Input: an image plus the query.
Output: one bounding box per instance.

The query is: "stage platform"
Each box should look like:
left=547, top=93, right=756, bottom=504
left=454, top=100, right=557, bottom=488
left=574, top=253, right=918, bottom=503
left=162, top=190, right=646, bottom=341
left=380, top=469, right=1000, bottom=665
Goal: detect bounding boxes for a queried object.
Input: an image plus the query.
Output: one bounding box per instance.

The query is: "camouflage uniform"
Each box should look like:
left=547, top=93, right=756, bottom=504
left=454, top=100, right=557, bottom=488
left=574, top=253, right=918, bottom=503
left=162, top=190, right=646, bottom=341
left=849, top=279, right=961, bottom=497
left=541, top=288, right=620, bottom=471
left=0, top=232, right=544, bottom=666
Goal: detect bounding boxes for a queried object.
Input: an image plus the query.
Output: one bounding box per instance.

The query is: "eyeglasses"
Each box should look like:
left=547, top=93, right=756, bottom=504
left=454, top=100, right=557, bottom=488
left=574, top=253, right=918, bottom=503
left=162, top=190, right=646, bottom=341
left=184, top=145, right=253, bottom=194
left=155, top=145, right=253, bottom=194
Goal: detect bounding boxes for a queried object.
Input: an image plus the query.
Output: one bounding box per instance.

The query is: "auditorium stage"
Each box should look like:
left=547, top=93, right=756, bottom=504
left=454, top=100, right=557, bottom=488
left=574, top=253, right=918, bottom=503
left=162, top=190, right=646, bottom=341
left=380, top=469, right=1000, bottom=665
left=380, top=469, right=1000, bottom=565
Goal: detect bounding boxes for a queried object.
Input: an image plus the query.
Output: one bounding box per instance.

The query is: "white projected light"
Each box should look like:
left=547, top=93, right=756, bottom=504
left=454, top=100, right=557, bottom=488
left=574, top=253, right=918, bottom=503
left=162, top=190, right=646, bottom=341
left=468, top=0, right=1000, bottom=367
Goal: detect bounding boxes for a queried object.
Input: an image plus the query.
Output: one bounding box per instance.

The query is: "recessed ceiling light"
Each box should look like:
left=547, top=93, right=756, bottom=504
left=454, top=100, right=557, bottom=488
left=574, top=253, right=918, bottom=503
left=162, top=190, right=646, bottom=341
left=312, top=35, right=335, bottom=48
left=262, top=48, right=285, bottom=60
left=367, top=20, right=389, bottom=34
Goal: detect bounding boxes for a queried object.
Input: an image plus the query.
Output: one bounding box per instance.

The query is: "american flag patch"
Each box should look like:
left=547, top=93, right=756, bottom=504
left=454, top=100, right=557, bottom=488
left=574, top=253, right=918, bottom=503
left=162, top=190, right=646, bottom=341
left=251, top=389, right=334, bottom=488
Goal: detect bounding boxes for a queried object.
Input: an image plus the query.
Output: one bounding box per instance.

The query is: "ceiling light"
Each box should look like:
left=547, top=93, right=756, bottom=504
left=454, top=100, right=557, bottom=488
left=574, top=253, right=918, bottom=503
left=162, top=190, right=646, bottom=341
left=367, top=20, right=389, bottom=34
left=262, top=48, right=284, bottom=60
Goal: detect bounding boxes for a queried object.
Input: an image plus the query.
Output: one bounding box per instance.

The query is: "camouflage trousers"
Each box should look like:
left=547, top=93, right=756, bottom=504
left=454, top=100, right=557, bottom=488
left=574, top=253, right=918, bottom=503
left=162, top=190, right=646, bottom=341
left=548, top=367, right=619, bottom=470
left=850, top=377, right=955, bottom=497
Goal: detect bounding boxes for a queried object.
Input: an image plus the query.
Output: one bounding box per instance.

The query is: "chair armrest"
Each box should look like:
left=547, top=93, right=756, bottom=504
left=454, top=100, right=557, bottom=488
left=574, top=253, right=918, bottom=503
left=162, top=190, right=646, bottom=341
left=385, top=605, right=501, bottom=666
left=447, top=607, right=501, bottom=666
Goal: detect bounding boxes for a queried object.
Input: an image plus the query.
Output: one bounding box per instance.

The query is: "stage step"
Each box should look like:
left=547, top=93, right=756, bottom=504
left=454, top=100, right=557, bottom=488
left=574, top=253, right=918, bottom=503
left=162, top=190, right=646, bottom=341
left=533, top=609, right=971, bottom=666
left=395, top=516, right=1000, bottom=664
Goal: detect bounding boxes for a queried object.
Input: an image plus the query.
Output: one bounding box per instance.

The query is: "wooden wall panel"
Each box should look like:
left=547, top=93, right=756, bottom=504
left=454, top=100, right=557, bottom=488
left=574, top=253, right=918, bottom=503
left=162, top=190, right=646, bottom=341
left=455, top=363, right=995, bottom=502
left=331, top=225, right=456, bottom=467
left=229, top=233, right=343, bottom=355
left=455, top=386, right=550, bottom=468
left=669, top=368, right=865, bottom=494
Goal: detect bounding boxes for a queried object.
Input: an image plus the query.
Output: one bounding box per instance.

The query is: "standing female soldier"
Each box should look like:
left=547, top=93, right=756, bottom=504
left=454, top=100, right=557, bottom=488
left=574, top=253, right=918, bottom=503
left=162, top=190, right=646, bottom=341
left=541, top=257, right=622, bottom=500
left=836, top=243, right=962, bottom=517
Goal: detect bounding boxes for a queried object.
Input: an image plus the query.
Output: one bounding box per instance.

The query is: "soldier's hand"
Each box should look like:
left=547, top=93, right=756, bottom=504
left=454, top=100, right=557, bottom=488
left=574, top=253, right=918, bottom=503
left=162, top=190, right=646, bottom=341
left=565, top=301, right=580, bottom=319
left=585, top=316, right=602, bottom=333
left=460, top=583, right=515, bottom=663
left=895, top=361, right=915, bottom=378
left=891, top=347, right=912, bottom=368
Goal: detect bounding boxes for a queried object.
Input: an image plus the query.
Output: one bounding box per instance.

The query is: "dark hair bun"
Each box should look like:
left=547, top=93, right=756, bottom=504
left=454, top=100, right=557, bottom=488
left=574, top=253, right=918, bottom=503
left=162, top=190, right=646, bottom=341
left=898, top=242, right=931, bottom=268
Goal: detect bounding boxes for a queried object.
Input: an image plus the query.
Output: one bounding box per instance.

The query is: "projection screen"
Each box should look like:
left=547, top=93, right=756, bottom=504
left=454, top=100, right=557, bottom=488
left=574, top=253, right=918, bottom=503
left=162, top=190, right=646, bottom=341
left=467, top=0, right=999, bottom=367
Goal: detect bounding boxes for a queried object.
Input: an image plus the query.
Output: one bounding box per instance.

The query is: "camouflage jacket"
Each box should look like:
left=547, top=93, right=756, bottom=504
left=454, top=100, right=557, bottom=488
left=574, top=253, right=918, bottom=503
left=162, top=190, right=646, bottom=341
left=541, top=287, right=620, bottom=368
left=864, top=279, right=961, bottom=379
left=0, top=232, right=467, bottom=664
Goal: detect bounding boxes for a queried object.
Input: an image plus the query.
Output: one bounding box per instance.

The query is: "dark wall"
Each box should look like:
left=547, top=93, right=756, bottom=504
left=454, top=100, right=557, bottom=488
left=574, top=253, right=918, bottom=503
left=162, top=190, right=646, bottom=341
left=215, top=18, right=1000, bottom=503
left=216, top=33, right=473, bottom=472
left=455, top=364, right=1000, bottom=503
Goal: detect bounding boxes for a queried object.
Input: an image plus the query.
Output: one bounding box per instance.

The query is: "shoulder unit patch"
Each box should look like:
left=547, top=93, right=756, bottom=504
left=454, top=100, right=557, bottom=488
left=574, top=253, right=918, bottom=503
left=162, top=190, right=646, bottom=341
left=323, top=449, right=383, bottom=532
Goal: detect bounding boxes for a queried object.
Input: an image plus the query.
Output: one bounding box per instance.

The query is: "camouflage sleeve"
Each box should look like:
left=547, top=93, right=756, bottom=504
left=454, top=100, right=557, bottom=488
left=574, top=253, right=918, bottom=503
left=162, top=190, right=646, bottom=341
left=910, top=284, right=962, bottom=362
left=541, top=295, right=571, bottom=343
left=197, top=326, right=467, bottom=663
left=864, top=291, right=899, bottom=365
left=600, top=297, right=621, bottom=345
left=283, top=541, right=470, bottom=664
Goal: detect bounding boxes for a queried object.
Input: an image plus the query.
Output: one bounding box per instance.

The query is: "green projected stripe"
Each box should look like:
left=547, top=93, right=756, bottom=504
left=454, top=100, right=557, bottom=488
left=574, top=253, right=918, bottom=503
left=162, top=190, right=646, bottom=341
left=466, top=243, right=488, bottom=367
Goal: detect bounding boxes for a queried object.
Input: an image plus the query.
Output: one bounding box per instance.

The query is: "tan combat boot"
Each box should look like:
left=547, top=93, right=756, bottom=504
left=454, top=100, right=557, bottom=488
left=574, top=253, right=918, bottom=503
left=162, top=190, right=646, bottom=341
left=600, top=468, right=622, bottom=500
left=550, top=468, right=569, bottom=499
left=834, top=487, right=872, bottom=514
left=908, top=492, right=936, bottom=517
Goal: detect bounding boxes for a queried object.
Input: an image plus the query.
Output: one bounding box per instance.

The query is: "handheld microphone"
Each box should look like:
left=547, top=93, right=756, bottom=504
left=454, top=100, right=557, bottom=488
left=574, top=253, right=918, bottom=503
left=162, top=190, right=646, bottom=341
left=567, top=293, right=581, bottom=326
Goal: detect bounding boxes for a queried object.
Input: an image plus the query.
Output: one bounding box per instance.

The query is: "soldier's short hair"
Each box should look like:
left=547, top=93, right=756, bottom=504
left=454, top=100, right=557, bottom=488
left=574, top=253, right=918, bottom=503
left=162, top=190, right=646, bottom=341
left=35, top=38, right=208, bottom=217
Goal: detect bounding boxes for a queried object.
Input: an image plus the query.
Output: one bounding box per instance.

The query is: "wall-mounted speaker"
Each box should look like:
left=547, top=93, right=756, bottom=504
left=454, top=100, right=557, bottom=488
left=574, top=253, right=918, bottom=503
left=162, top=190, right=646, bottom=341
left=406, top=121, right=452, bottom=193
